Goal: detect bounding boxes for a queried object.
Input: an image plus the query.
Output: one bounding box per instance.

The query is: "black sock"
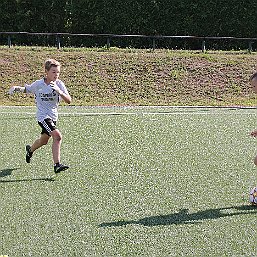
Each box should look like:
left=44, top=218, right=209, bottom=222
left=54, top=162, right=60, bottom=167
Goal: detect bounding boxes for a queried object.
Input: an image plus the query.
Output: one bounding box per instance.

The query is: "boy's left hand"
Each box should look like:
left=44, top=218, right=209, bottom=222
left=50, top=82, right=62, bottom=94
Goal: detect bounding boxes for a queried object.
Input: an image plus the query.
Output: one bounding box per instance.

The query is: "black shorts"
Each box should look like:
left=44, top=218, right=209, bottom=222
left=38, top=118, right=57, bottom=136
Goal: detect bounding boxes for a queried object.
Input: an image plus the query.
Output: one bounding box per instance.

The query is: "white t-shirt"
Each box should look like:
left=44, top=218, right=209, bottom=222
left=25, top=78, right=69, bottom=122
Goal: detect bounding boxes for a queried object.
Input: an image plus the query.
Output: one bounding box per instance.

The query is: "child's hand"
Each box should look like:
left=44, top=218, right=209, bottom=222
left=8, top=86, right=16, bottom=95
left=50, top=81, right=62, bottom=94
left=251, top=130, right=257, bottom=137
left=8, top=86, right=25, bottom=94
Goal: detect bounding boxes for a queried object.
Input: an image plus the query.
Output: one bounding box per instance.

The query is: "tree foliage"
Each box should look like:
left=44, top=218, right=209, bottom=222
left=1, top=0, right=257, bottom=48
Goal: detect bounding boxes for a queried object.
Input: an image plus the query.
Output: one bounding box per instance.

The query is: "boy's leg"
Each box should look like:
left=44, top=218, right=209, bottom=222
left=26, top=133, right=50, bottom=163
left=50, top=129, right=62, bottom=164
left=27, top=119, right=69, bottom=173
left=51, top=129, right=69, bottom=173
left=31, top=133, right=51, bottom=152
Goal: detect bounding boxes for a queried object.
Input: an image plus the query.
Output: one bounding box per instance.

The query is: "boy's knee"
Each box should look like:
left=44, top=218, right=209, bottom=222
left=55, top=135, right=62, bottom=141
left=52, top=132, right=62, bottom=141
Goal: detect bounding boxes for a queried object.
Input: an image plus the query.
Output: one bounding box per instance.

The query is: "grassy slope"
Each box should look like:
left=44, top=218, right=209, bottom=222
left=0, top=46, right=257, bottom=106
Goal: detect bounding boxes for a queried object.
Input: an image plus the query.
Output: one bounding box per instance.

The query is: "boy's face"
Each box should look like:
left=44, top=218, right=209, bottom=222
left=251, top=78, right=257, bottom=94
left=46, top=65, right=60, bottom=82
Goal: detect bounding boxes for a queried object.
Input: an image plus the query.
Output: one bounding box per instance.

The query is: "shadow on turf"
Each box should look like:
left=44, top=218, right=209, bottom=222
left=0, top=168, right=19, bottom=178
left=0, top=168, right=55, bottom=183
left=98, top=205, right=257, bottom=227
left=0, top=177, right=55, bottom=183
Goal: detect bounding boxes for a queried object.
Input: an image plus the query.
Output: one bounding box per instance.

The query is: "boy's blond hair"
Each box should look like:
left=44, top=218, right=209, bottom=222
left=45, top=59, right=60, bottom=71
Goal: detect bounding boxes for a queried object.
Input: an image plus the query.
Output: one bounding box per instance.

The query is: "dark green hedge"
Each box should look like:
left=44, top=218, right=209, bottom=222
left=1, top=0, right=257, bottom=49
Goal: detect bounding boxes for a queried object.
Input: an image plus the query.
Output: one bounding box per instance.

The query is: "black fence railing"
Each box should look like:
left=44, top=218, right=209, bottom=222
left=0, top=31, right=256, bottom=52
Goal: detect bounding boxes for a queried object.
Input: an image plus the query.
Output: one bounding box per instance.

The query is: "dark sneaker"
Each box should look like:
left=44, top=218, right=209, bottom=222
left=26, top=145, right=33, bottom=163
left=54, top=164, right=69, bottom=174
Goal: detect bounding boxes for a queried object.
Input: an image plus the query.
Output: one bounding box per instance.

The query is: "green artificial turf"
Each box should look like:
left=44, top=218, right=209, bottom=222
left=1, top=106, right=257, bottom=256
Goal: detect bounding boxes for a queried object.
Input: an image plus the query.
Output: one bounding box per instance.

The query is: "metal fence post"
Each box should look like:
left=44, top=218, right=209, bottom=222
left=56, top=35, right=61, bottom=49
left=8, top=35, right=11, bottom=47
left=202, top=40, right=206, bottom=52
left=152, top=38, right=156, bottom=51
left=248, top=41, right=253, bottom=53
left=107, top=37, right=110, bottom=49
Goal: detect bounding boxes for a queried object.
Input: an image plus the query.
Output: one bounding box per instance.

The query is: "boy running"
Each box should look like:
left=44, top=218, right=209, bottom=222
left=9, top=59, right=72, bottom=173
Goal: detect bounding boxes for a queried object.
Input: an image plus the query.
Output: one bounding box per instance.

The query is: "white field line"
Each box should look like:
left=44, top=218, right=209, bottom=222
left=0, top=111, right=256, bottom=116
left=0, top=105, right=257, bottom=116
left=1, top=105, right=257, bottom=109
left=59, top=111, right=256, bottom=116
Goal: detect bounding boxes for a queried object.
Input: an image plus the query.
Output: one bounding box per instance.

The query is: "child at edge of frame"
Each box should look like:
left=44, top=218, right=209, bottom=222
left=8, top=58, right=72, bottom=174
left=249, top=72, right=257, bottom=166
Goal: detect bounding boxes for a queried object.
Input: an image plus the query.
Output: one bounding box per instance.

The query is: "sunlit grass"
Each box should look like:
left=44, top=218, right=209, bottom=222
left=1, top=106, right=257, bottom=256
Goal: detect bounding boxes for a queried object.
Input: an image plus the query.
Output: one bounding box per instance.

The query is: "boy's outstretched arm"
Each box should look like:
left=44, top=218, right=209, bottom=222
left=9, top=86, right=26, bottom=95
